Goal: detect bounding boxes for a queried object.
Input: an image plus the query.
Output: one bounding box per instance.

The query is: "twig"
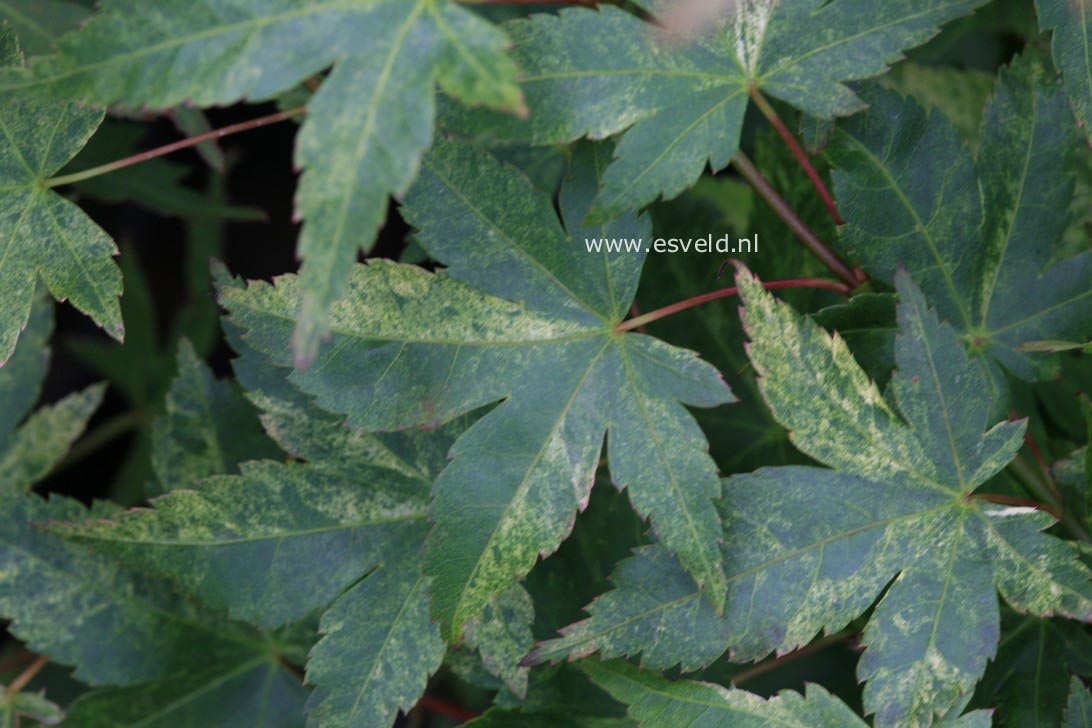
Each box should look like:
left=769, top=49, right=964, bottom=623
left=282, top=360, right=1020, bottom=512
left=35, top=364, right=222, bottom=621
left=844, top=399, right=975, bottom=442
left=614, top=277, right=849, bottom=332
left=46, top=107, right=306, bottom=188
left=731, top=630, right=855, bottom=686
left=1007, top=455, right=1090, bottom=543
left=5, top=656, right=48, bottom=697
left=416, top=695, right=479, bottom=722
left=1022, top=427, right=1061, bottom=501
left=732, top=151, right=859, bottom=288
left=749, top=87, right=844, bottom=225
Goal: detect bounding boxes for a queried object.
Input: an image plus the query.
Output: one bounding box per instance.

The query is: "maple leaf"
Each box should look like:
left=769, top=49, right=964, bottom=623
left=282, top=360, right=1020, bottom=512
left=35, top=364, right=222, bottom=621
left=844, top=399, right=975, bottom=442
left=581, top=659, right=876, bottom=728
left=827, top=56, right=1092, bottom=385
left=217, top=137, right=734, bottom=638
left=0, top=27, right=120, bottom=364
left=150, top=339, right=279, bottom=493
left=0, top=0, right=88, bottom=56
left=530, top=265, right=1092, bottom=727
left=0, top=292, right=103, bottom=493
left=0, top=0, right=523, bottom=363
left=1066, top=676, right=1092, bottom=728
left=1036, top=0, right=1092, bottom=143
left=449, top=0, right=987, bottom=223
left=57, top=322, right=470, bottom=726
left=971, top=614, right=1092, bottom=726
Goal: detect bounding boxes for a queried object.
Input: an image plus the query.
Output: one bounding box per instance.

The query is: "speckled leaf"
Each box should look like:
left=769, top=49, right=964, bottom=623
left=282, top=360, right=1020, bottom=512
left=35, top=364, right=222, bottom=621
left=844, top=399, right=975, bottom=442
left=221, top=138, right=734, bottom=638
left=0, top=289, right=51, bottom=439
left=532, top=267, right=1092, bottom=727
left=57, top=459, right=429, bottom=628
left=0, top=383, right=104, bottom=494
left=64, top=655, right=308, bottom=728
left=305, top=563, right=445, bottom=728
left=464, top=584, right=535, bottom=698
left=1066, top=676, right=1092, bottom=728
left=0, top=28, right=119, bottom=364
left=580, top=659, right=867, bottom=727
left=828, top=57, right=1092, bottom=384
left=0, top=293, right=104, bottom=493
left=0, top=0, right=522, bottom=364
left=1037, top=0, right=1092, bottom=142
left=62, top=321, right=462, bottom=727
left=0, top=492, right=266, bottom=686
left=151, top=339, right=279, bottom=492
left=460, top=0, right=985, bottom=221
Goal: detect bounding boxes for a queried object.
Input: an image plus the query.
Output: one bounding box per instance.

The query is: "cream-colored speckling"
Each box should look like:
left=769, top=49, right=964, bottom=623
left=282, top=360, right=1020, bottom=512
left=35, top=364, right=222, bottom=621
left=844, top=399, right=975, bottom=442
left=731, top=0, right=776, bottom=75
left=983, top=506, right=1039, bottom=518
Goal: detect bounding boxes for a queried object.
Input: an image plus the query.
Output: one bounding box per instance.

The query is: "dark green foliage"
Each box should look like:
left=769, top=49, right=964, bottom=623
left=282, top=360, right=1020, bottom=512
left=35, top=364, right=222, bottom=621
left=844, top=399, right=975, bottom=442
left=0, top=1, right=1089, bottom=726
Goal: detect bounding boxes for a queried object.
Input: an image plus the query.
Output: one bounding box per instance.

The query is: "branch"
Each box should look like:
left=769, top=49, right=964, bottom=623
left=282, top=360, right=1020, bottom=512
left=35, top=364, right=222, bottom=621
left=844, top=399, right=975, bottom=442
left=46, top=106, right=306, bottom=188
left=731, top=151, right=861, bottom=288
left=748, top=87, right=844, bottom=225
left=416, top=695, right=479, bottom=722
left=614, top=277, right=849, bottom=332
left=5, top=655, right=48, bottom=696
left=731, top=629, right=855, bottom=687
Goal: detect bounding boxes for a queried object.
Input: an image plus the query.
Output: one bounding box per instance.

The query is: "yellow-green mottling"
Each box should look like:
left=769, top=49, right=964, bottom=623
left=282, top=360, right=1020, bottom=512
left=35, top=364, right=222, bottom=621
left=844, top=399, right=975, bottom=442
left=448, top=0, right=988, bottom=223
left=531, top=267, right=1092, bottom=728
left=0, top=0, right=523, bottom=363
left=829, top=57, right=1092, bottom=387
left=0, top=28, right=120, bottom=364
left=222, top=138, right=735, bottom=638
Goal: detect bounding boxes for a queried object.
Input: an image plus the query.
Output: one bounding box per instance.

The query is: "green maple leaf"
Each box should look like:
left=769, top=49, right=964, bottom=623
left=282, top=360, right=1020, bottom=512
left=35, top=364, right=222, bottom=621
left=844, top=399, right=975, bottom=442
left=0, top=292, right=104, bottom=493
left=150, top=339, right=279, bottom=493
left=531, top=266, right=1092, bottom=727
left=218, top=138, right=734, bottom=638
left=0, top=292, right=307, bottom=723
left=464, top=584, right=536, bottom=698
left=0, top=27, right=120, bottom=365
left=971, top=615, right=1092, bottom=726
left=0, top=491, right=278, bottom=687
left=1037, top=0, right=1092, bottom=143
left=63, top=654, right=307, bottom=728
left=827, top=56, right=1092, bottom=385
left=58, top=323, right=468, bottom=726
left=0, top=0, right=88, bottom=56
left=0, top=0, right=523, bottom=363
left=1066, top=676, right=1092, bottom=728
left=580, top=659, right=874, bottom=728
left=452, top=0, right=986, bottom=222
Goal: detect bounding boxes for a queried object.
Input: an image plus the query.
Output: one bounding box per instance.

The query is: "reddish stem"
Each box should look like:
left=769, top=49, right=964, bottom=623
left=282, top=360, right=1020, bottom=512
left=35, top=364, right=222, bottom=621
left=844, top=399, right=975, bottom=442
left=417, top=695, right=480, bottom=722
left=1022, top=429, right=1061, bottom=501
left=5, top=655, right=48, bottom=696
left=46, top=106, right=307, bottom=188
left=749, top=87, right=844, bottom=225
left=731, top=629, right=856, bottom=686
left=732, top=151, right=859, bottom=288
left=615, top=277, right=849, bottom=332
left=969, top=493, right=1062, bottom=520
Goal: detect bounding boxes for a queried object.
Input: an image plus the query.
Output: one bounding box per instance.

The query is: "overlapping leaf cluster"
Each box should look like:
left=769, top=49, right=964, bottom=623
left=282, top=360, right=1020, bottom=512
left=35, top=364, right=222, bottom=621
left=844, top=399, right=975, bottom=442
left=0, top=1, right=1090, bottom=727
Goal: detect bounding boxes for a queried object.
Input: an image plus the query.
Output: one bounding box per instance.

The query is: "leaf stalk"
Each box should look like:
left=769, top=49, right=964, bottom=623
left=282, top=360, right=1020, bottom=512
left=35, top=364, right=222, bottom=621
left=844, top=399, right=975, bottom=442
left=748, top=87, right=844, bottom=225
left=615, top=277, right=849, bottom=332
left=731, top=151, right=860, bottom=288
left=4, top=655, right=48, bottom=697
left=46, top=106, right=306, bottom=188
